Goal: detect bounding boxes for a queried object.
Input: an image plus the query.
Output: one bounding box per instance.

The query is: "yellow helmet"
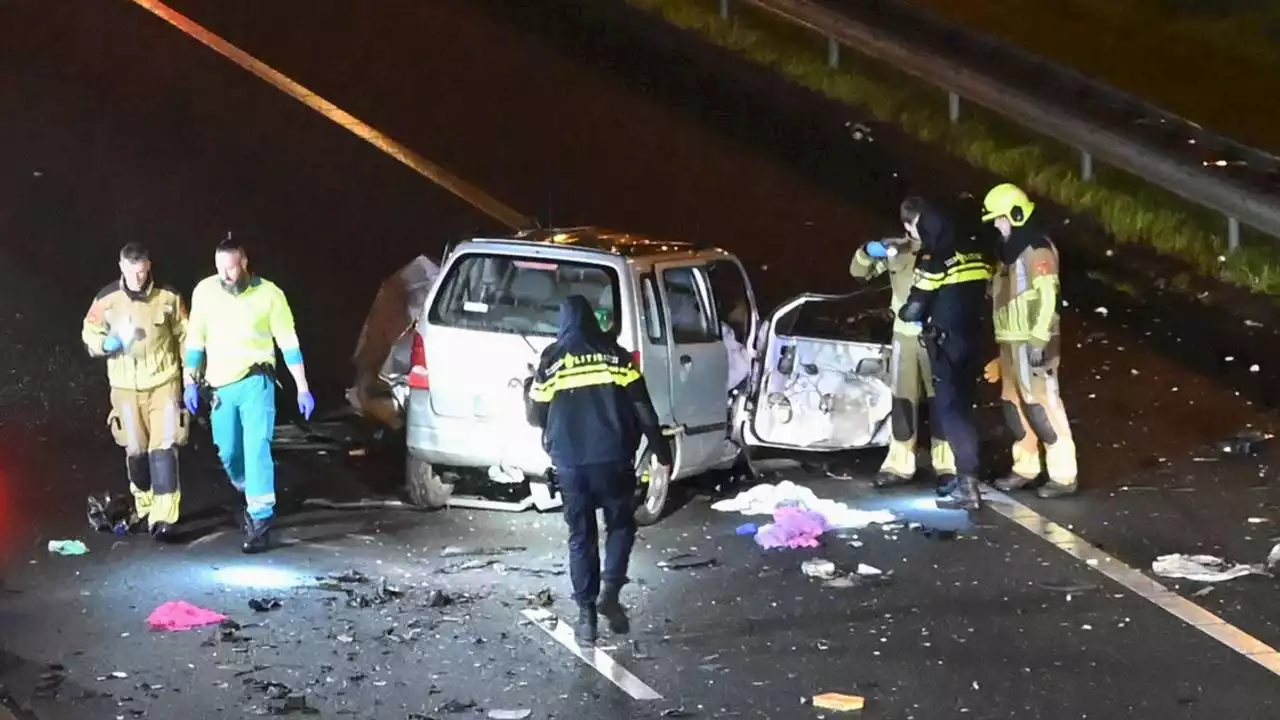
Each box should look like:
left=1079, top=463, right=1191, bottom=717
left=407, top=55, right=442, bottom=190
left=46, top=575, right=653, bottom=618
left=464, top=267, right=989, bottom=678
left=981, top=183, right=1034, bottom=226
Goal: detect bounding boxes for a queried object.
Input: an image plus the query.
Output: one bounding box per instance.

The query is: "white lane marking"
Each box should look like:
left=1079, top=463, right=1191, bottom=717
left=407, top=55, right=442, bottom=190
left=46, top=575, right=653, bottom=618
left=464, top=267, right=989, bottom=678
left=128, top=0, right=532, bottom=230
left=985, top=491, right=1280, bottom=677
left=520, top=609, right=663, bottom=700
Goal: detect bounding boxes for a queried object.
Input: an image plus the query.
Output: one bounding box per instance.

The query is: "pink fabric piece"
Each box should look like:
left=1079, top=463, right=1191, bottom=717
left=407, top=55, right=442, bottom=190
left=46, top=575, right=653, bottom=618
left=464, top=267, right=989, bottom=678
left=755, top=507, right=830, bottom=549
left=147, top=601, right=227, bottom=631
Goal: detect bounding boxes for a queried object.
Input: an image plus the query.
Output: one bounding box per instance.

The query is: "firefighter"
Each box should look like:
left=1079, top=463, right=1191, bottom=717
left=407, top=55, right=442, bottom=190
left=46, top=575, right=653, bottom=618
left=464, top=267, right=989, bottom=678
left=980, top=183, right=1078, bottom=498
left=81, top=242, right=189, bottom=540
left=527, top=295, right=673, bottom=644
left=850, top=237, right=956, bottom=491
left=897, top=197, right=993, bottom=510
left=182, top=238, right=315, bottom=553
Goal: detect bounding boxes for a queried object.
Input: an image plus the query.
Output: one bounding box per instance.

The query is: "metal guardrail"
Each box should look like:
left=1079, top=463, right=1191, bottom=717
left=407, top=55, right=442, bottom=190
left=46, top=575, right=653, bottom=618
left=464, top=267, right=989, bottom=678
left=714, top=0, right=1280, bottom=250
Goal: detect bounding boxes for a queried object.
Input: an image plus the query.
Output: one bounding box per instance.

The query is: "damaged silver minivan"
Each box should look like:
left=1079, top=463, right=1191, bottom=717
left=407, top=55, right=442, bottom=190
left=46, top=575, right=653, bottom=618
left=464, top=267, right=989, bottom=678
left=363, top=227, right=897, bottom=525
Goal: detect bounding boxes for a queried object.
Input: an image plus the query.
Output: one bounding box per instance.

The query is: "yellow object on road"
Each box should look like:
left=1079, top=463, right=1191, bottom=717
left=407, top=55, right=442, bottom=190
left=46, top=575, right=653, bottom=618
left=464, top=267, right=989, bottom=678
left=813, top=692, right=866, bottom=712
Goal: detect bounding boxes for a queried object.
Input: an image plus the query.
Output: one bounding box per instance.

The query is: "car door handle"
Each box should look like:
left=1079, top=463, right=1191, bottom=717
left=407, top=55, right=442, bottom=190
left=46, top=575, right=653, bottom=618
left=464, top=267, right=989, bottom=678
left=679, top=354, right=693, bottom=365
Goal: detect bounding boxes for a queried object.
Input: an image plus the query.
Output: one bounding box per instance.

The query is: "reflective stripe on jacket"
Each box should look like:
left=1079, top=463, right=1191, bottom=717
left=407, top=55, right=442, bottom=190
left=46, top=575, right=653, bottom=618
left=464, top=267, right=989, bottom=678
left=993, top=232, right=1060, bottom=346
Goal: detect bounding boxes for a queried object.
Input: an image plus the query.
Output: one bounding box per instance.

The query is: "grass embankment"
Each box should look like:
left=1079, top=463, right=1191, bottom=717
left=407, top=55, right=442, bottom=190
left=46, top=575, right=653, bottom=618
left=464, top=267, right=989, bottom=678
left=626, top=0, right=1280, bottom=294
left=911, top=0, right=1280, bottom=156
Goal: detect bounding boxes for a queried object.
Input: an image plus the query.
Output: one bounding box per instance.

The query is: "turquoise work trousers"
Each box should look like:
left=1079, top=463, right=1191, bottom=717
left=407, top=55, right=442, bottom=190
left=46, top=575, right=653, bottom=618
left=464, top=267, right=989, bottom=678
left=211, top=373, right=277, bottom=521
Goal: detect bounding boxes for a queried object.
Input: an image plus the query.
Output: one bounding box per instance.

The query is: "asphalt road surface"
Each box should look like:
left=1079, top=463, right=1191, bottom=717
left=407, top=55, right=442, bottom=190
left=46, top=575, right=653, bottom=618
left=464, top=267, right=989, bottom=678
left=1, top=0, right=1279, bottom=717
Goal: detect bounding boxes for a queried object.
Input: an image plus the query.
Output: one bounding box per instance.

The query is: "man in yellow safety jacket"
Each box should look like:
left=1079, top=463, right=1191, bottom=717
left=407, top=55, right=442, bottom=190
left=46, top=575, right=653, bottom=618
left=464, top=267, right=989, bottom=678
left=850, top=237, right=956, bottom=491
left=183, top=237, right=315, bottom=553
left=980, top=183, right=1078, bottom=498
left=81, top=242, right=189, bottom=540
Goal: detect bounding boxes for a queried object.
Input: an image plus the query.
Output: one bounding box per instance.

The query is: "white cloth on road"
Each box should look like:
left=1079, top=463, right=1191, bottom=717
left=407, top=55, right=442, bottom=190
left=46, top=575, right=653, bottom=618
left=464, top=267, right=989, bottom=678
left=1151, top=553, right=1267, bottom=583
left=711, top=480, right=896, bottom=530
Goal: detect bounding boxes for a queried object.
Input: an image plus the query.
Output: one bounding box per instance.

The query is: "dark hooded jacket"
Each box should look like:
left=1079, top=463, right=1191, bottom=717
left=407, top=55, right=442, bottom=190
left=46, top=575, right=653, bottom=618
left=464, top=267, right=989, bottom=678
left=898, top=200, right=992, bottom=342
left=526, top=296, right=671, bottom=469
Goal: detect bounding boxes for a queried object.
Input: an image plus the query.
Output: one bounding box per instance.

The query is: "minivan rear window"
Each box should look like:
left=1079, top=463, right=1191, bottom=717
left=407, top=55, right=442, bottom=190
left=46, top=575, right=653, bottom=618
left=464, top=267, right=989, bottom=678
left=427, top=253, right=622, bottom=337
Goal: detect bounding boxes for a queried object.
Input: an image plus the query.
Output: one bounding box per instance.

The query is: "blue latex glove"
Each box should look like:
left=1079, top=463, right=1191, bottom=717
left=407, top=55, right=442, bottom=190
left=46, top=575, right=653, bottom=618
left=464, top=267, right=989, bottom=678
left=864, top=240, right=890, bottom=258
left=297, top=391, right=315, bottom=420
left=183, top=383, right=201, bottom=414
left=102, top=335, right=124, bottom=354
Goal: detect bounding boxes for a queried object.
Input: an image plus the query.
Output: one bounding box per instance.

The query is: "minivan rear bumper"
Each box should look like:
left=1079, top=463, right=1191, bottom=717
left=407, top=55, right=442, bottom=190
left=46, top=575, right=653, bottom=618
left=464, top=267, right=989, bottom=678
left=405, top=389, right=552, bottom=475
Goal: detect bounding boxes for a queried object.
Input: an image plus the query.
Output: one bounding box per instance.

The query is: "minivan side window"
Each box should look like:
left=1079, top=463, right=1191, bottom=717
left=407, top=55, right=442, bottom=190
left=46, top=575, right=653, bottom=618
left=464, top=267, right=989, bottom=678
left=640, top=274, right=665, bottom=344
left=427, top=254, right=621, bottom=337
left=661, top=266, right=719, bottom=344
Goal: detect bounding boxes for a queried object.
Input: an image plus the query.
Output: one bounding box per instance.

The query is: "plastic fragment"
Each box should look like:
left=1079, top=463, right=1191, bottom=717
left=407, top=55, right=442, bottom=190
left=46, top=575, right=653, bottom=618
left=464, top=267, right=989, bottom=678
left=47, top=540, right=89, bottom=556
left=813, top=692, right=865, bottom=711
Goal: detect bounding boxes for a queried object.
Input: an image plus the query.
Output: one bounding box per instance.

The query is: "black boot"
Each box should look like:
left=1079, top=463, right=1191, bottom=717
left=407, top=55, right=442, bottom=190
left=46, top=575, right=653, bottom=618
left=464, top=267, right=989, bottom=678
left=596, top=583, right=630, bottom=635
left=936, top=475, right=982, bottom=510
left=242, top=515, right=273, bottom=554
left=1037, top=480, right=1078, bottom=499
left=576, top=605, right=598, bottom=643
left=994, top=473, right=1037, bottom=492
left=872, top=472, right=914, bottom=489
left=935, top=474, right=958, bottom=497
left=150, top=522, right=175, bottom=542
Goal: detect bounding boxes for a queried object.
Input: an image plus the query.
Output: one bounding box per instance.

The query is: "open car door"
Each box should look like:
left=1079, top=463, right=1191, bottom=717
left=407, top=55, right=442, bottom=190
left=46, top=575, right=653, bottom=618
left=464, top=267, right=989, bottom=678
left=739, top=292, right=896, bottom=452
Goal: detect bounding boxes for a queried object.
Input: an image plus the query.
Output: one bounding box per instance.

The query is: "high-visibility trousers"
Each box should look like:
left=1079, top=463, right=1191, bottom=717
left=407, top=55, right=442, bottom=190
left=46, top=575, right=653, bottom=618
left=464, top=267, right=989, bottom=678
left=211, top=373, right=278, bottom=521
left=998, top=342, right=1078, bottom=487
left=107, top=378, right=188, bottom=527
left=880, top=333, right=956, bottom=479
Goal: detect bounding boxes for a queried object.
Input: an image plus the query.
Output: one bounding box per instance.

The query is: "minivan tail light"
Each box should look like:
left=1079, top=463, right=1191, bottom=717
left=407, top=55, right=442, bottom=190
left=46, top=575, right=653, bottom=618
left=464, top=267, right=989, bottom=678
left=631, top=350, right=641, bottom=371
left=409, top=331, right=429, bottom=390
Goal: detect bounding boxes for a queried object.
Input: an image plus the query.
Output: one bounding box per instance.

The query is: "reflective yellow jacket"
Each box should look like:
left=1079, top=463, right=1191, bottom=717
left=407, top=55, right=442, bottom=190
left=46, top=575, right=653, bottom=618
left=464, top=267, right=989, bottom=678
left=992, top=232, right=1060, bottom=347
left=184, top=276, right=302, bottom=388
left=82, top=280, right=187, bottom=391
left=849, top=241, right=922, bottom=337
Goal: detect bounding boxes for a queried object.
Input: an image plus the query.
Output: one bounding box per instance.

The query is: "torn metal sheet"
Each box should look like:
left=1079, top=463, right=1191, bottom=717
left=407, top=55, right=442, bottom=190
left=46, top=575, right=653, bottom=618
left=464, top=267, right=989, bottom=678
left=347, top=255, right=441, bottom=430
left=446, top=495, right=535, bottom=512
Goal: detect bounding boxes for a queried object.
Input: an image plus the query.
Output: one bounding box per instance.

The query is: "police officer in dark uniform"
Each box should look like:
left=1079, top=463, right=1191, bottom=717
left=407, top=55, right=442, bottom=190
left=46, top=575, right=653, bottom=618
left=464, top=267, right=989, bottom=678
left=896, top=197, right=993, bottom=510
left=527, top=295, right=673, bottom=643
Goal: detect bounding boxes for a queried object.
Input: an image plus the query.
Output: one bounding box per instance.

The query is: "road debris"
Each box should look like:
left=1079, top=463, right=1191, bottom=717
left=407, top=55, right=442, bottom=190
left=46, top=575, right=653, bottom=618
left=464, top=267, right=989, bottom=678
left=249, top=597, right=283, bottom=612
left=527, top=588, right=554, bottom=607
left=439, top=698, right=478, bottom=713
left=855, top=563, right=883, bottom=577
left=801, top=558, right=837, bottom=579
left=488, top=710, right=533, bottom=720
left=86, top=492, right=132, bottom=534
left=147, top=601, right=227, bottom=631
left=47, top=539, right=88, bottom=556
left=712, top=480, right=896, bottom=529
left=658, top=553, right=717, bottom=570
left=97, top=671, right=129, bottom=681
left=1151, top=554, right=1267, bottom=583
left=813, top=692, right=865, bottom=712
left=735, top=523, right=758, bottom=536
left=425, top=589, right=453, bottom=608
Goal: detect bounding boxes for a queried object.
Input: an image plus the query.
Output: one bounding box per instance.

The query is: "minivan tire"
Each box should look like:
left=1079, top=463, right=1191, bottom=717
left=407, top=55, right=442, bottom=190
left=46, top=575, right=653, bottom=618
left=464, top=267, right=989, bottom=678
left=406, top=455, right=452, bottom=509
left=633, top=448, right=668, bottom=526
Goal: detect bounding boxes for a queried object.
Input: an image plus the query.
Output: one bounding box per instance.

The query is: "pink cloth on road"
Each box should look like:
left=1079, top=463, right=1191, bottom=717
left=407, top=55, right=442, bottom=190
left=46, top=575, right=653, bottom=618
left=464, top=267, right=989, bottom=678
left=147, top=601, right=226, bottom=631
left=755, top=506, right=830, bottom=549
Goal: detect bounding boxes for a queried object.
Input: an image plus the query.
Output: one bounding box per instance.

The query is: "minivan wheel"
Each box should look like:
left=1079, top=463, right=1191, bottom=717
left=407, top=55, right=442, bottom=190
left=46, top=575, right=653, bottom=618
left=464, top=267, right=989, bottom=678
left=406, top=455, right=452, bottom=508
left=633, top=449, right=668, bottom=526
